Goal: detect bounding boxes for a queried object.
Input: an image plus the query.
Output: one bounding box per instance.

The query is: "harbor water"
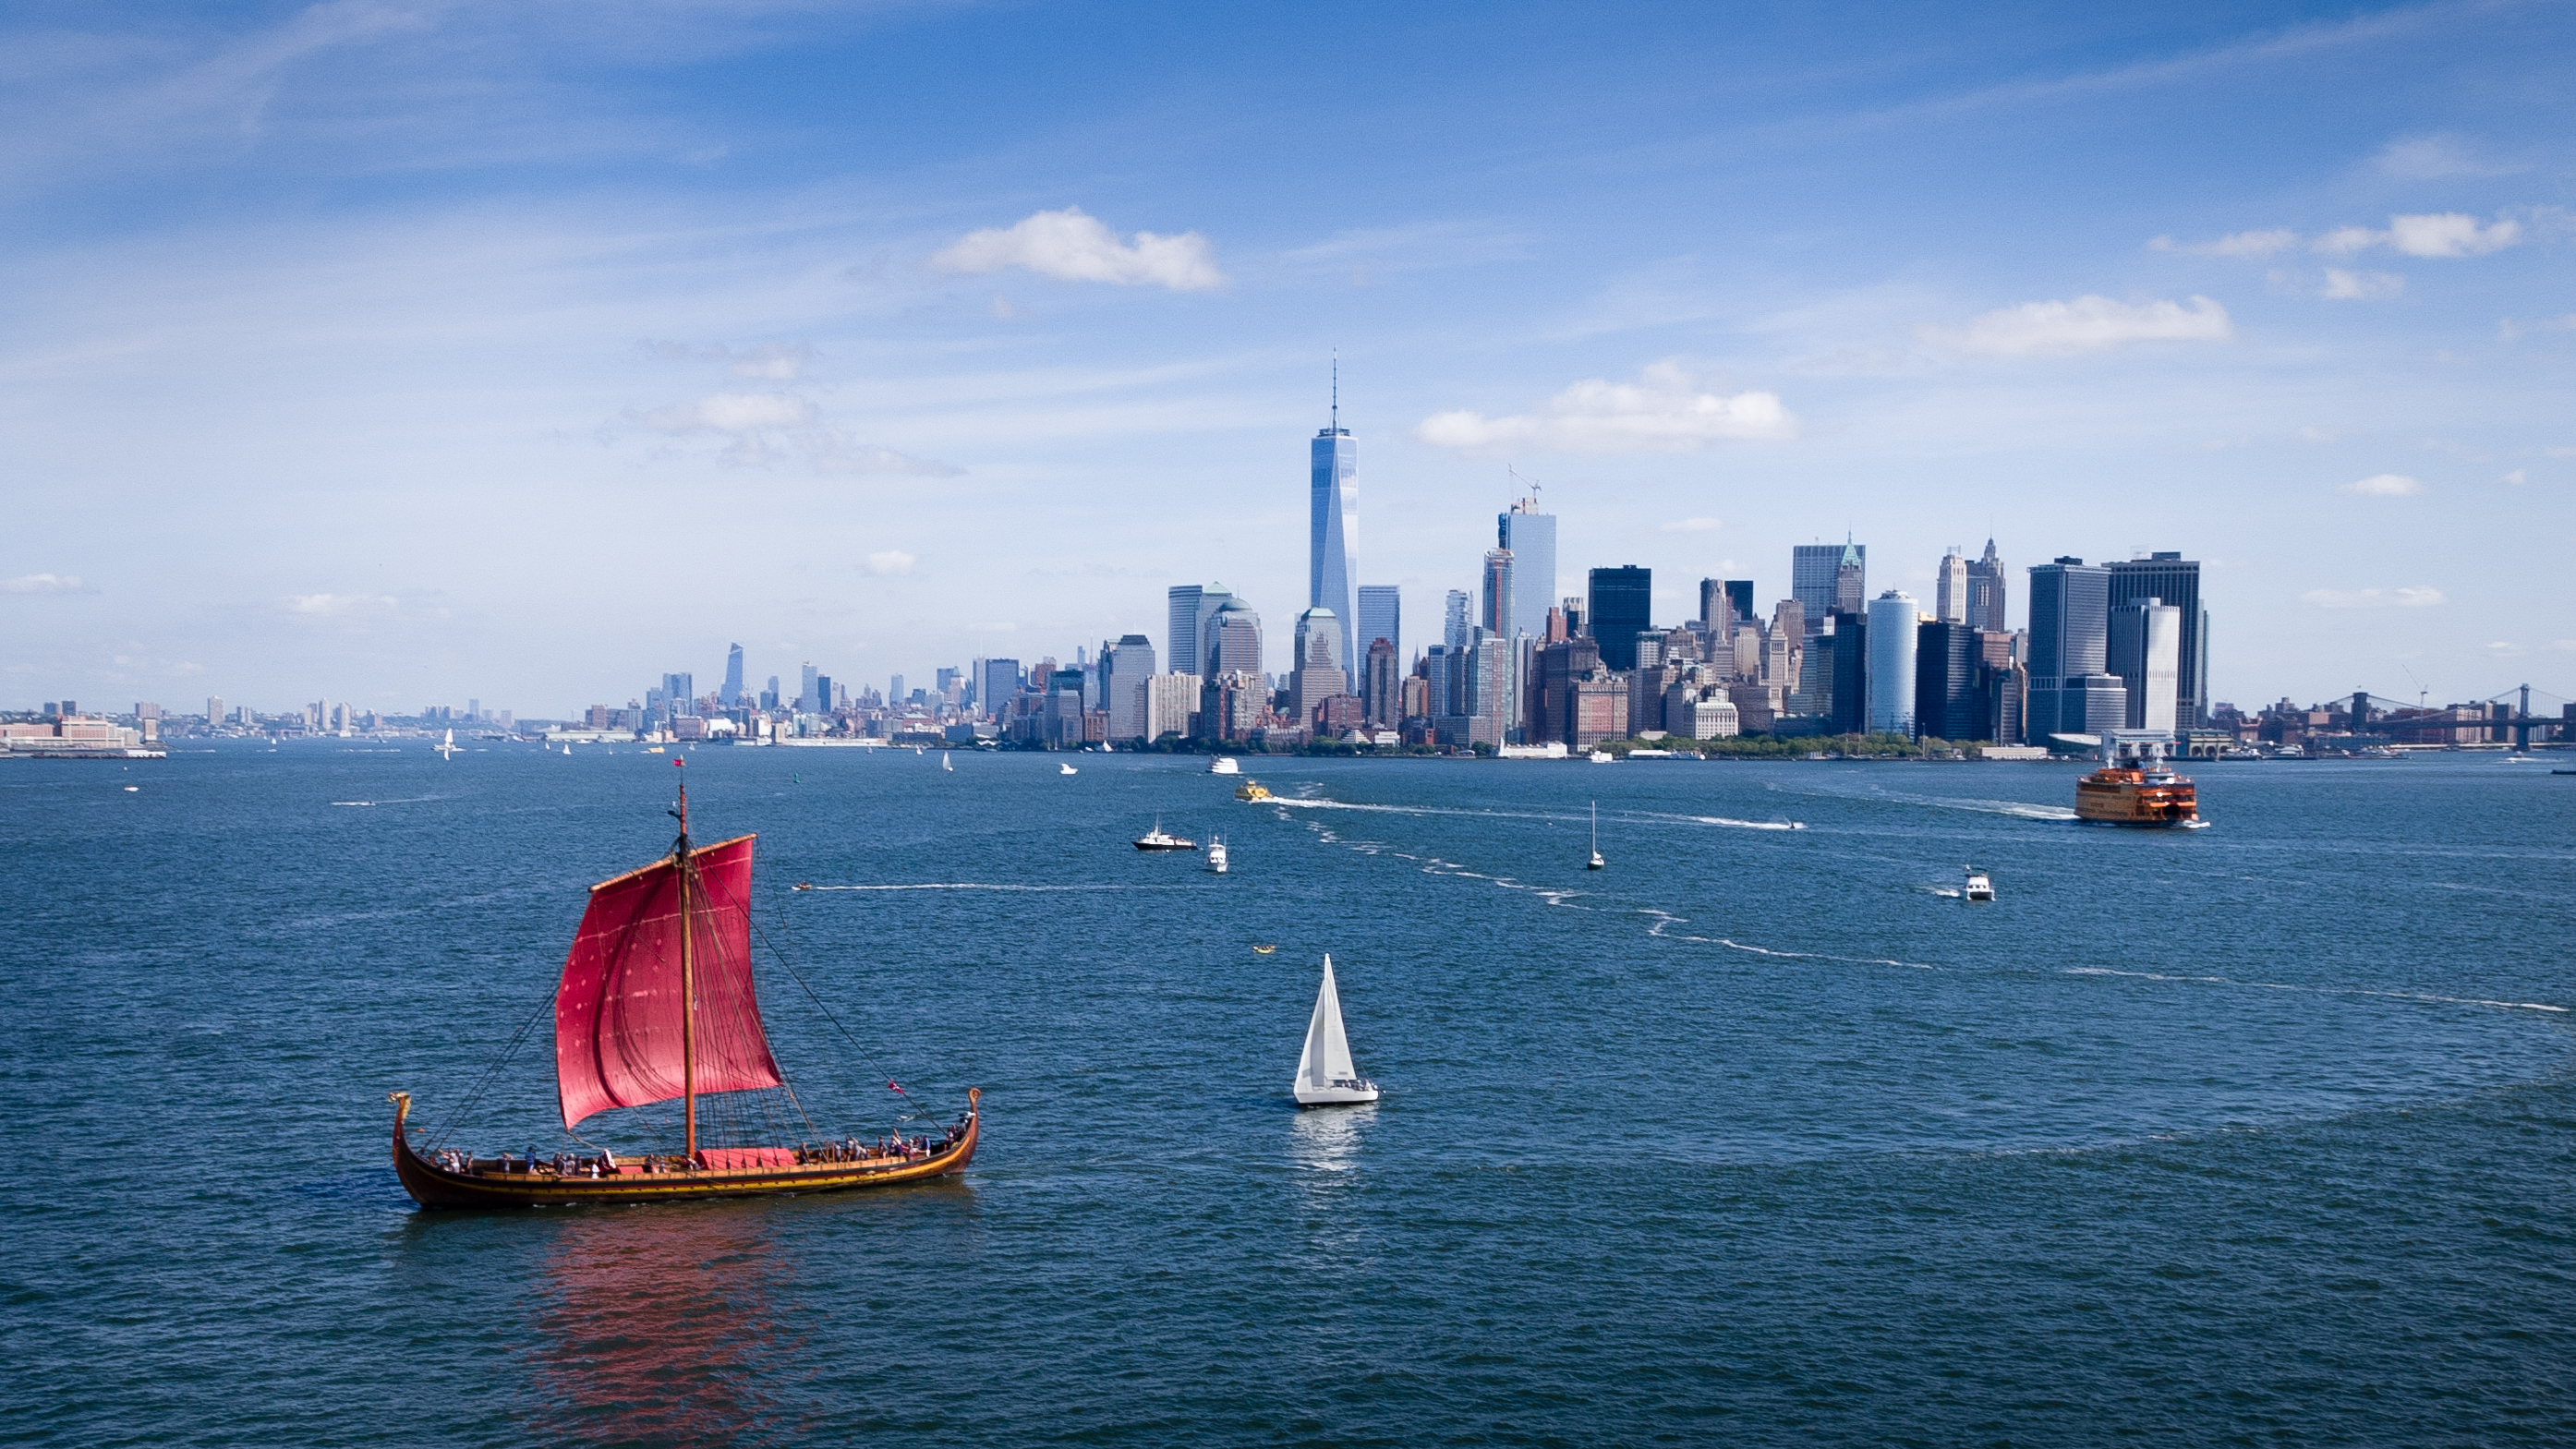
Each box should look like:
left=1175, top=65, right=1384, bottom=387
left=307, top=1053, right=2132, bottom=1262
left=6, top=743, right=2573, bottom=1444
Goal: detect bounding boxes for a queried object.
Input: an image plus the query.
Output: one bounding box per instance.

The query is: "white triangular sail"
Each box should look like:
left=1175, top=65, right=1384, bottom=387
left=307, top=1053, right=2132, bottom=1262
left=1294, top=955, right=1376, bottom=1104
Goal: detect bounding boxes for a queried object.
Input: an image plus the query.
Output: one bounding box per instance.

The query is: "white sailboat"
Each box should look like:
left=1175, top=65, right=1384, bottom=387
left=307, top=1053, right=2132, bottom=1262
left=435, top=729, right=459, bottom=761
left=942, top=752, right=953, bottom=772
left=1292, top=955, right=1379, bottom=1106
left=1587, top=801, right=1605, bottom=870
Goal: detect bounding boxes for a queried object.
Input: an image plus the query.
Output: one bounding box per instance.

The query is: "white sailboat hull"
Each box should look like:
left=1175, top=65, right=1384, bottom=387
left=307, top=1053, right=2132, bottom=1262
left=1292, top=954, right=1378, bottom=1108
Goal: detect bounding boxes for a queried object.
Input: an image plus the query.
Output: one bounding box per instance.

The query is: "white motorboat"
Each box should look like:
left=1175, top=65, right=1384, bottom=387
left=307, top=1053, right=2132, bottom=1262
left=1059, top=763, right=1078, bottom=776
left=1134, top=816, right=1198, bottom=851
left=1964, top=866, right=1994, bottom=902
left=1293, top=955, right=1379, bottom=1106
left=1589, top=749, right=1614, bottom=764
left=1208, top=755, right=1240, bottom=776
left=1206, top=836, right=1229, bottom=874
left=1587, top=801, right=1605, bottom=870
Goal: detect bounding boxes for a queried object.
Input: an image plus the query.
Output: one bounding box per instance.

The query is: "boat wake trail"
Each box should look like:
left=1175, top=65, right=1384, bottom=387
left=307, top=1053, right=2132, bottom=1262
left=1633, top=810, right=1806, bottom=832
left=1280, top=794, right=1807, bottom=832
left=2063, top=966, right=2568, bottom=1014
left=1639, top=909, right=1936, bottom=969
left=1772, top=782, right=2078, bottom=822
left=796, top=883, right=1176, bottom=892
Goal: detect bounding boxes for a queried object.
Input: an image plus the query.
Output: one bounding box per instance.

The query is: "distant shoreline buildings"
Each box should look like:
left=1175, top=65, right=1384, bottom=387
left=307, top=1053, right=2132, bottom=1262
left=28, top=380, right=2568, bottom=759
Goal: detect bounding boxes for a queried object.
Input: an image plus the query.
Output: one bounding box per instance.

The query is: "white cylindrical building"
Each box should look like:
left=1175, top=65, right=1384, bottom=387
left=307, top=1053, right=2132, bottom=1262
left=1866, top=590, right=1920, bottom=738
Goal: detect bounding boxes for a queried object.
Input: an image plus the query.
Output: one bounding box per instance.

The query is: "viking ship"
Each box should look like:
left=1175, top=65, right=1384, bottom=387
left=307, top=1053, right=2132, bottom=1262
left=390, top=767, right=978, bottom=1208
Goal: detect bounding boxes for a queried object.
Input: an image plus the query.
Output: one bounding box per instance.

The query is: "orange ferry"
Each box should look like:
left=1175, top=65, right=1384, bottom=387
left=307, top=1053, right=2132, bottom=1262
left=2074, top=743, right=2200, bottom=827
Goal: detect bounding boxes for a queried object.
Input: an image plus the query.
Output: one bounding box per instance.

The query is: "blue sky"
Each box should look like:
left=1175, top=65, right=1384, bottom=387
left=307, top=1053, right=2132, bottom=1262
left=4, top=1, right=2570, bottom=716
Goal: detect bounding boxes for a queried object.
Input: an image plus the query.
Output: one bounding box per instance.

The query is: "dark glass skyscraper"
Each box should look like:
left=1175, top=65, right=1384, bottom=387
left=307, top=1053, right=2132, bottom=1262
left=720, top=645, right=744, bottom=706
left=1586, top=566, right=1651, bottom=670
left=1914, top=621, right=1982, bottom=742
left=2026, top=558, right=2110, bottom=738
left=2107, top=552, right=2207, bottom=727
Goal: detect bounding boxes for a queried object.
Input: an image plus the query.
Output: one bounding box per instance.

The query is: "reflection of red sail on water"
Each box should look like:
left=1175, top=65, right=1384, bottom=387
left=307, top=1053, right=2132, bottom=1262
left=390, top=767, right=978, bottom=1207
left=530, top=1207, right=809, bottom=1445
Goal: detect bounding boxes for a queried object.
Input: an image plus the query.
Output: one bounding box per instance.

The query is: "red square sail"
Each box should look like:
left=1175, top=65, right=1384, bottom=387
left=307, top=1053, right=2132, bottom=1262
left=555, top=835, right=782, bottom=1129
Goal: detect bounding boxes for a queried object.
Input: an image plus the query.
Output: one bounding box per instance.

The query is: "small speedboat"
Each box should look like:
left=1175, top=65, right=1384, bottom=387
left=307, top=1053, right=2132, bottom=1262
left=1589, top=750, right=1615, bottom=764
left=1963, top=866, right=1994, bottom=902
left=1206, top=836, right=1229, bottom=874
left=1208, top=755, right=1240, bottom=775
left=1134, top=817, right=1198, bottom=851
left=792, top=882, right=815, bottom=891
left=1059, top=763, right=1078, bottom=776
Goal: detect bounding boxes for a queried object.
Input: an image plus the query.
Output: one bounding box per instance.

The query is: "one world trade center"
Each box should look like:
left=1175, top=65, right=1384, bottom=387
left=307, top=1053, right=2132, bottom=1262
left=1310, top=372, right=1358, bottom=676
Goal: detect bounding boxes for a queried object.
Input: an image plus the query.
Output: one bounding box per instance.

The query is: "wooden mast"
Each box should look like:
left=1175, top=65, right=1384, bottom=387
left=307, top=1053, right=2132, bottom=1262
left=677, top=769, right=697, bottom=1164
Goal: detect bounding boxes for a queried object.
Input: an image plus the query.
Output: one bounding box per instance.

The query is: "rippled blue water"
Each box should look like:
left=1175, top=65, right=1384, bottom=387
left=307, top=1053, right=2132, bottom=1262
left=7, top=743, right=2574, bottom=1445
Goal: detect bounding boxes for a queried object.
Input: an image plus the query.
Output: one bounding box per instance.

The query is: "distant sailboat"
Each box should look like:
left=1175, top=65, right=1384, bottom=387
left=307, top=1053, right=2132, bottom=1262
left=942, top=752, right=953, bottom=772
left=1292, top=955, right=1379, bottom=1106
left=1587, top=801, right=1605, bottom=870
left=435, top=729, right=459, bottom=761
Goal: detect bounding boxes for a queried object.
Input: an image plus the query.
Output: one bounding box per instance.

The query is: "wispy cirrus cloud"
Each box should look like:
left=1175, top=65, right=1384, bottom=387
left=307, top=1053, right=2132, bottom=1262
left=2341, top=473, right=2423, bottom=496
left=2149, top=228, right=2298, bottom=258
left=932, top=207, right=1225, bottom=292
left=283, top=592, right=396, bottom=617
left=2317, top=212, right=2522, bottom=258
left=2319, top=268, right=2405, bottom=300
left=1920, top=295, right=2231, bottom=356
left=639, top=340, right=816, bottom=380
left=1, top=572, right=86, bottom=594
left=1659, top=516, right=1724, bottom=534
left=2301, top=586, right=2444, bottom=609
left=1417, top=363, right=1796, bottom=454
left=863, top=550, right=916, bottom=577
left=632, top=392, right=958, bottom=476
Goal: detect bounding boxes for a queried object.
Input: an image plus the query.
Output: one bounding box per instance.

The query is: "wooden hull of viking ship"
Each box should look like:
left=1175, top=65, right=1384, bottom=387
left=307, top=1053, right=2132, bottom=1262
left=389, top=1092, right=978, bottom=1208
left=390, top=774, right=980, bottom=1211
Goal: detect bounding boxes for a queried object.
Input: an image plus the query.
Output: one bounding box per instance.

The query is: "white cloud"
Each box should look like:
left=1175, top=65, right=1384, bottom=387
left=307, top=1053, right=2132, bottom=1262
left=2375, top=135, right=2503, bottom=180
left=2553, top=640, right=2576, bottom=652
left=804, top=433, right=961, bottom=477
left=283, top=592, right=396, bottom=616
left=2320, top=268, right=2404, bottom=300
left=2341, top=473, right=2423, bottom=496
left=1, top=572, right=84, bottom=594
left=2300, top=586, right=2445, bottom=609
left=639, top=392, right=814, bottom=433
left=2150, top=228, right=2299, bottom=257
left=638, top=341, right=816, bottom=379
left=2486, top=641, right=2525, bottom=657
left=2497, top=313, right=2576, bottom=341
left=1416, top=362, right=1796, bottom=453
left=863, top=550, right=916, bottom=577
left=1660, top=516, right=1723, bottom=534
left=1920, top=295, right=2231, bottom=356
left=2315, top=213, right=2522, bottom=258
left=2503, top=468, right=2528, bottom=486
left=931, top=207, right=1226, bottom=292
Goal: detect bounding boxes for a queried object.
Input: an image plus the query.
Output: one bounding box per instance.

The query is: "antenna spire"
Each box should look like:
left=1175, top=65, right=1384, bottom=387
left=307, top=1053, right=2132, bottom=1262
left=1331, top=352, right=1338, bottom=432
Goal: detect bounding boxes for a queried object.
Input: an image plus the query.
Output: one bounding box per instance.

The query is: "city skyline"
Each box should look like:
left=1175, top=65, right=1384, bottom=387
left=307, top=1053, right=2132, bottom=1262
left=4, top=5, right=2571, bottom=712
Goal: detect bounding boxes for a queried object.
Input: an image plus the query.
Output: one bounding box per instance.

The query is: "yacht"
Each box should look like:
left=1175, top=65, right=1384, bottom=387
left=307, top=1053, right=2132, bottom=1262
left=1059, top=763, right=1078, bottom=776
left=1963, top=866, right=1994, bottom=902
left=1134, top=817, right=1198, bottom=851
left=1208, top=755, right=1241, bottom=776
left=1205, top=836, right=1229, bottom=874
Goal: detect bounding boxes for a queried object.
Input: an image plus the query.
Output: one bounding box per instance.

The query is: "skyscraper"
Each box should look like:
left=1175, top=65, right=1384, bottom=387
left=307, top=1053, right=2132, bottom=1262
left=1204, top=600, right=1263, bottom=677
left=1934, top=551, right=1968, bottom=624
left=1790, top=543, right=1847, bottom=627
left=1587, top=566, right=1651, bottom=670
left=2108, top=599, right=2182, bottom=733
left=1499, top=493, right=1555, bottom=642
left=1792, top=539, right=1862, bottom=714
left=1444, top=589, right=1471, bottom=651
left=1828, top=612, right=1868, bottom=735
left=1103, top=634, right=1157, bottom=741
left=798, top=663, right=818, bottom=713
left=1167, top=586, right=1206, bottom=679
left=2107, top=552, right=2206, bottom=727
left=1866, top=591, right=1919, bottom=737
left=1914, top=620, right=1982, bottom=742
left=662, top=672, right=695, bottom=717
left=1481, top=549, right=1515, bottom=640
left=1310, top=376, right=1358, bottom=676
left=2026, top=558, right=2111, bottom=738
left=1965, top=539, right=2008, bottom=633
left=1356, top=585, right=1401, bottom=667
left=976, top=659, right=1021, bottom=718
left=721, top=644, right=744, bottom=706
left=1290, top=608, right=1346, bottom=725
